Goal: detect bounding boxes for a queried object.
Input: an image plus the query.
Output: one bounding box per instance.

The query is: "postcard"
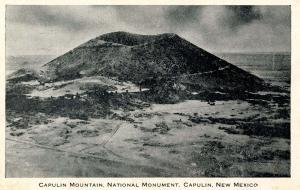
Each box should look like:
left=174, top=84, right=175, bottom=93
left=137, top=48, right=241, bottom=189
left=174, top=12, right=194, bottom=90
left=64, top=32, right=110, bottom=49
left=1, top=0, right=299, bottom=190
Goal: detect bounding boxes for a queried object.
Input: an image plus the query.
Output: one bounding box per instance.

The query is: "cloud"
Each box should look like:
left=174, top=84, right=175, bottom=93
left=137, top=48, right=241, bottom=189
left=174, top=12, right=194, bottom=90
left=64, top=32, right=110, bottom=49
left=6, top=6, right=119, bottom=30
left=164, top=6, right=200, bottom=27
left=6, top=5, right=291, bottom=55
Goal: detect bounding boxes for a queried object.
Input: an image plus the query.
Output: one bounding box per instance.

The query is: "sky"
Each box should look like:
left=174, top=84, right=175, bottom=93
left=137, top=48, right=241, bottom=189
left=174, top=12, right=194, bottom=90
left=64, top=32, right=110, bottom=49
left=6, top=5, right=291, bottom=56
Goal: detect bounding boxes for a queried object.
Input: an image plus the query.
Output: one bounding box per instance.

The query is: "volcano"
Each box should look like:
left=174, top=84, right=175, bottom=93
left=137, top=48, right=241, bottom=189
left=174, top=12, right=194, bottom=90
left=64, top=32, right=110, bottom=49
left=38, top=31, right=264, bottom=91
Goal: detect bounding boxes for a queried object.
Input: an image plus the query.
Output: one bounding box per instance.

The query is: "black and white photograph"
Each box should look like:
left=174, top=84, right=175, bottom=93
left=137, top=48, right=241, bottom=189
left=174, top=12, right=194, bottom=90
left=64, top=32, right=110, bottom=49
left=5, top=5, right=291, bottom=177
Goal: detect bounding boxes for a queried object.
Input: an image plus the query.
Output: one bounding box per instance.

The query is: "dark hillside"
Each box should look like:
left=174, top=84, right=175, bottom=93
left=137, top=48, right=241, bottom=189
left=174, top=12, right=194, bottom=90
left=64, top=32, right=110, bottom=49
left=36, top=31, right=264, bottom=91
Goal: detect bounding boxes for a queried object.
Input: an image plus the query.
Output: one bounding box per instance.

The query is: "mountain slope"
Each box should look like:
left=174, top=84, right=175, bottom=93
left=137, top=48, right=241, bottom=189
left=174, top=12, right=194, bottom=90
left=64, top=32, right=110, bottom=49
left=40, top=31, right=264, bottom=91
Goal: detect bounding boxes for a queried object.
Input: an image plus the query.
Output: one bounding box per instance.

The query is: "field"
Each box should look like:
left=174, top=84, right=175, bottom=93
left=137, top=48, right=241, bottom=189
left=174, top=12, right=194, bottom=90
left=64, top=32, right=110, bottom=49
left=5, top=53, right=290, bottom=177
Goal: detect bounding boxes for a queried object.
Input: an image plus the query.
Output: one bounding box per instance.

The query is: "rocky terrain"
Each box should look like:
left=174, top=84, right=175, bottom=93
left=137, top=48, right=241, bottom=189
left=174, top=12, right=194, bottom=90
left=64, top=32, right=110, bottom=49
left=6, top=32, right=290, bottom=177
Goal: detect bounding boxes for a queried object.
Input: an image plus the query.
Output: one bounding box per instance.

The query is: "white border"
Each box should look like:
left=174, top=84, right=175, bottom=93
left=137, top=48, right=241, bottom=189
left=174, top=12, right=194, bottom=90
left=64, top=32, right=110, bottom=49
left=1, top=1, right=299, bottom=190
